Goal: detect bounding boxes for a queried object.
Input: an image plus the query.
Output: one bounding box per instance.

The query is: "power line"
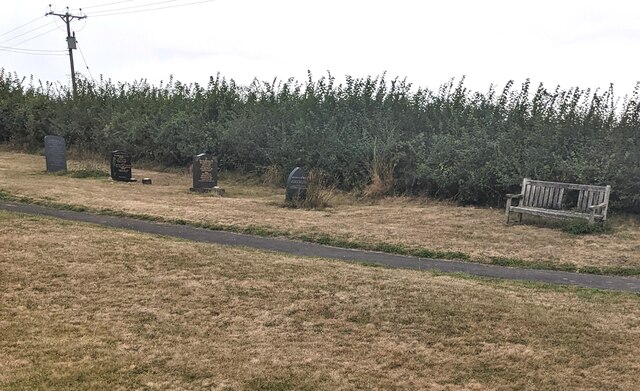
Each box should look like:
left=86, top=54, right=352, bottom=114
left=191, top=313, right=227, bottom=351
left=89, top=0, right=182, bottom=15
left=0, top=20, right=57, bottom=45
left=0, top=47, right=67, bottom=56
left=90, top=0, right=216, bottom=18
left=0, top=15, right=45, bottom=39
left=0, top=45, right=66, bottom=53
left=81, top=0, right=136, bottom=10
left=0, top=27, right=60, bottom=49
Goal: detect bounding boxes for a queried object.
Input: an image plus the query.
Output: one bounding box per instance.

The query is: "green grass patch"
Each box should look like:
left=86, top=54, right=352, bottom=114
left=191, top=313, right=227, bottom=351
left=295, top=233, right=468, bottom=261
left=579, top=265, right=640, bottom=276
left=560, top=220, right=614, bottom=235
left=490, top=257, right=578, bottom=272
left=0, top=189, right=13, bottom=201
left=489, top=256, right=640, bottom=276
left=49, top=168, right=110, bottom=179
left=521, top=215, right=615, bottom=235
left=67, top=168, right=110, bottom=179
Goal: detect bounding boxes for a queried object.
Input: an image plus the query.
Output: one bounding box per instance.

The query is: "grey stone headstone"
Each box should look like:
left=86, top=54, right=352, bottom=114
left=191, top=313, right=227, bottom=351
left=44, top=135, right=67, bottom=173
left=286, top=167, right=307, bottom=202
left=190, top=153, right=218, bottom=192
left=110, top=150, right=135, bottom=182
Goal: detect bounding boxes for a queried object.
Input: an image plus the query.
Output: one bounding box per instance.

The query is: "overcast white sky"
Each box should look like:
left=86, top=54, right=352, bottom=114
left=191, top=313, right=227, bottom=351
left=1, top=0, right=639, bottom=96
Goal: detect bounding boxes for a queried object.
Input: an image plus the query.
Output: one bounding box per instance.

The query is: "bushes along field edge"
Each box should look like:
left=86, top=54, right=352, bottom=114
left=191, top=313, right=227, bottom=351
left=1, top=69, right=638, bottom=212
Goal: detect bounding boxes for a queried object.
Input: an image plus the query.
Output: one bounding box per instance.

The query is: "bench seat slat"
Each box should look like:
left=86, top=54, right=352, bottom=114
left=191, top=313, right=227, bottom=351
left=509, top=206, right=605, bottom=221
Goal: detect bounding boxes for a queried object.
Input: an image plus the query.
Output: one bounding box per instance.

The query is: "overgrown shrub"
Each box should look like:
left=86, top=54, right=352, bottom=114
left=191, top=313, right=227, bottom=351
left=1, top=68, right=639, bottom=212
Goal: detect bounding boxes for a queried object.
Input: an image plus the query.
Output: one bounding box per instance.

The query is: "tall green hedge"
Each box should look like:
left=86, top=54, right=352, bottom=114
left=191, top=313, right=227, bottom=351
left=1, top=69, right=638, bottom=212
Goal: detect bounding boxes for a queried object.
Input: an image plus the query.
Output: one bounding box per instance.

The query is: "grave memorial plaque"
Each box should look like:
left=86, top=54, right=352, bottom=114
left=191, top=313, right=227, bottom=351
left=286, top=167, right=307, bottom=202
left=44, top=135, right=67, bottom=173
left=110, top=150, right=135, bottom=182
left=190, top=153, right=218, bottom=192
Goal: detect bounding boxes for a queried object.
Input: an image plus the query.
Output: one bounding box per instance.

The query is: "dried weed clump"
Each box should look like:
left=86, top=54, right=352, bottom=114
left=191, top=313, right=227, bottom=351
left=362, top=145, right=395, bottom=199
left=303, top=169, right=334, bottom=209
left=261, top=164, right=284, bottom=187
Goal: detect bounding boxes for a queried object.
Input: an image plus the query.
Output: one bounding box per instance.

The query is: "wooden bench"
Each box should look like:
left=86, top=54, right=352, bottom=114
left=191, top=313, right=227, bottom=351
left=505, top=178, right=611, bottom=225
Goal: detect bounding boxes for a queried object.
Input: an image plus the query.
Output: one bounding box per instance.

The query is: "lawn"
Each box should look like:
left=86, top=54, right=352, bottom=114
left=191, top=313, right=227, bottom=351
left=1, top=151, right=639, bottom=273
left=1, top=210, right=639, bottom=390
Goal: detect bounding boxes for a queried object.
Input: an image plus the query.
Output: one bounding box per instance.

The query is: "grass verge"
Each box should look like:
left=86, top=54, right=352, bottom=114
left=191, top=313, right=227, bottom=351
left=1, top=188, right=638, bottom=276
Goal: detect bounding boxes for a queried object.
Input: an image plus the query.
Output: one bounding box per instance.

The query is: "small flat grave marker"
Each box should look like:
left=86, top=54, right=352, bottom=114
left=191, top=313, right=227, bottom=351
left=190, top=153, right=218, bottom=192
left=286, top=167, right=307, bottom=202
left=44, top=135, right=67, bottom=173
left=110, top=150, right=136, bottom=182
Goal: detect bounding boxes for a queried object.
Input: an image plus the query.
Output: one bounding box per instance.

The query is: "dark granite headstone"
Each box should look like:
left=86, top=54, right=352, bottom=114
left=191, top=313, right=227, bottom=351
left=286, top=167, right=307, bottom=202
left=190, top=153, right=218, bottom=192
left=110, top=150, right=135, bottom=182
left=44, top=135, right=67, bottom=173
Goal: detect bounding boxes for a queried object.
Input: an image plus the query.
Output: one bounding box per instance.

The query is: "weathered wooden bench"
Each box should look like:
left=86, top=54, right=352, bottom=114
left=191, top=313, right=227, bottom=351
left=505, top=178, right=611, bottom=225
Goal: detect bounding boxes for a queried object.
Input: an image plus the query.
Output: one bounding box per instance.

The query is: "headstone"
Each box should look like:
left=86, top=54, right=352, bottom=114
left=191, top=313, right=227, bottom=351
left=190, top=153, right=218, bottom=192
left=142, top=178, right=152, bottom=185
left=44, top=135, right=67, bottom=173
left=110, top=150, right=136, bottom=182
left=286, top=167, right=307, bottom=202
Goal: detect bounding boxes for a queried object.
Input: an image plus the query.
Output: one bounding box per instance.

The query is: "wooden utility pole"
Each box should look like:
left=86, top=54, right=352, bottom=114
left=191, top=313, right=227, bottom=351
left=46, top=7, right=86, bottom=98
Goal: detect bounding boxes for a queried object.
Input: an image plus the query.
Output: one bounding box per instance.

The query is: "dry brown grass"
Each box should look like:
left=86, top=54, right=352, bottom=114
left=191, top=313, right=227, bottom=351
left=1, top=152, right=640, bottom=270
left=1, top=210, right=639, bottom=390
left=362, top=151, right=395, bottom=199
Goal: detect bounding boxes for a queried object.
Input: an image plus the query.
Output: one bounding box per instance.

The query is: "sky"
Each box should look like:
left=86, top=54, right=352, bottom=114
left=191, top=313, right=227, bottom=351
left=1, top=0, right=639, bottom=96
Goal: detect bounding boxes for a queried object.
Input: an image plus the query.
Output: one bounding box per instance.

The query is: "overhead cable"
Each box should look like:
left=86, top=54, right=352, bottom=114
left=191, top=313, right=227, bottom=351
left=0, top=15, right=45, bottom=39
left=0, top=27, right=60, bottom=49
left=0, top=20, right=57, bottom=45
left=81, top=0, right=136, bottom=10
left=88, top=0, right=181, bottom=15
left=90, top=0, right=216, bottom=18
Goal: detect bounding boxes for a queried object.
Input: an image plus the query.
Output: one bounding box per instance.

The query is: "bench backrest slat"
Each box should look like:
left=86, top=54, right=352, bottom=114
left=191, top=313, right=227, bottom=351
left=528, top=185, right=536, bottom=207
left=526, top=179, right=605, bottom=192
left=555, top=188, right=565, bottom=209
left=585, top=191, right=595, bottom=212
left=519, top=178, right=610, bottom=215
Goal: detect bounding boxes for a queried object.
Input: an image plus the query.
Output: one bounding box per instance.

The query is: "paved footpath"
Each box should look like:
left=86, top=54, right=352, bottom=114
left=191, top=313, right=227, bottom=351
left=1, top=200, right=639, bottom=293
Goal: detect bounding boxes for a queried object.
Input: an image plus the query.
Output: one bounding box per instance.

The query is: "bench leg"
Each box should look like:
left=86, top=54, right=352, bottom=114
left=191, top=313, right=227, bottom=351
left=518, top=213, right=523, bottom=222
left=505, top=200, right=512, bottom=225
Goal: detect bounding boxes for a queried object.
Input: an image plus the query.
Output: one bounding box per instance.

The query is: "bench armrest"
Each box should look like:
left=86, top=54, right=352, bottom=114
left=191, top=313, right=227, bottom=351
left=588, top=202, right=607, bottom=211
left=506, top=194, right=523, bottom=199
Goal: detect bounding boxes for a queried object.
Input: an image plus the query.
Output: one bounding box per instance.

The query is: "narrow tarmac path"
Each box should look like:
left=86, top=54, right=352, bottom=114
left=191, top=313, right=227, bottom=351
left=1, top=200, right=639, bottom=293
